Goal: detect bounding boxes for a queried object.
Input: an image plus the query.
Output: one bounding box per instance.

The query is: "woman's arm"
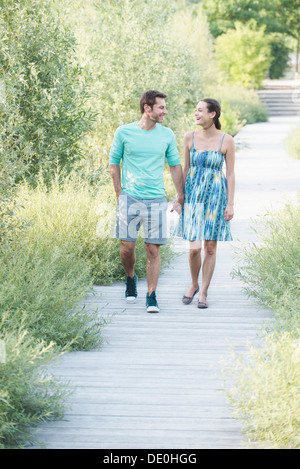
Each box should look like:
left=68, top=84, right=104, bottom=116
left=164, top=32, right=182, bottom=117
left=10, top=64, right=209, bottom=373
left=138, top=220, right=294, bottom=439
left=224, top=135, right=235, bottom=222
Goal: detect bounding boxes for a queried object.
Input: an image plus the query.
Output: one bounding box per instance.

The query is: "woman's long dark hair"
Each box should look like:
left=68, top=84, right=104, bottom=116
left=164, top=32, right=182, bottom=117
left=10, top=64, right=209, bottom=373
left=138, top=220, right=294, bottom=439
left=201, top=98, right=221, bottom=130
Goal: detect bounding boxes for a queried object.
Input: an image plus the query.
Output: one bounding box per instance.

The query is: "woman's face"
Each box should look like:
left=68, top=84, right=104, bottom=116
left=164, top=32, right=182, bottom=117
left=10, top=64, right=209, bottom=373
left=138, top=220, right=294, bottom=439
left=194, top=101, right=214, bottom=126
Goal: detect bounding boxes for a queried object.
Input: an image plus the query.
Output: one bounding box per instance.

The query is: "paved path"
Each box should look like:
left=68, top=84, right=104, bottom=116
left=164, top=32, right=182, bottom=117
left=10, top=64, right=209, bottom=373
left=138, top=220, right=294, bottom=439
left=28, top=116, right=300, bottom=449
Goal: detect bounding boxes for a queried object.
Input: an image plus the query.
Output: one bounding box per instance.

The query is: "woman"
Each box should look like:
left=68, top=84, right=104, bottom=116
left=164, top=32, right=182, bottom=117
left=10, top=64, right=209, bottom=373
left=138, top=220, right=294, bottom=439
left=177, top=98, right=235, bottom=308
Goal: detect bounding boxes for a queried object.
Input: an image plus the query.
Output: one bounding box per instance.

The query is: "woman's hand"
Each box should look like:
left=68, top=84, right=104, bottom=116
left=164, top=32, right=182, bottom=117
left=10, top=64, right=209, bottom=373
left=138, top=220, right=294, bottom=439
left=171, top=194, right=184, bottom=214
left=224, top=204, right=234, bottom=222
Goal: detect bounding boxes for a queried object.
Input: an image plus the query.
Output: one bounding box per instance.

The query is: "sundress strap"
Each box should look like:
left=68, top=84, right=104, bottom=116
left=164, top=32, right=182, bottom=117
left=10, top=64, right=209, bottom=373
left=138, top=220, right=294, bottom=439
left=218, top=132, right=226, bottom=152
left=192, top=131, right=195, bottom=150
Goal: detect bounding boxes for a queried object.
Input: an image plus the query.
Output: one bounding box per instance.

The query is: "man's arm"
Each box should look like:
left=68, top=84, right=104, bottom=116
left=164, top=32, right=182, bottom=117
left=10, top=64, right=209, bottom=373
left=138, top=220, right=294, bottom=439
left=109, top=126, right=124, bottom=198
left=109, top=164, right=122, bottom=198
left=169, top=164, right=184, bottom=213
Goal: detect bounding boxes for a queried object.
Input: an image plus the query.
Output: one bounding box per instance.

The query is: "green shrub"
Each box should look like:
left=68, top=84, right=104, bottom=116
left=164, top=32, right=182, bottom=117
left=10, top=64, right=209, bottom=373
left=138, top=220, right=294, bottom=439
left=208, top=85, right=268, bottom=125
left=62, top=0, right=213, bottom=168
left=0, top=0, right=95, bottom=185
left=225, top=197, right=300, bottom=448
left=225, top=330, right=300, bottom=449
left=0, top=319, right=71, bottom=448
left=269, top=35, right=291, bottom=79
left=217, top=99, right=246, bottom=136
left=0, top=173, right=109, bottom=350
left=232, top=198, right=300, bottom=332
left=286, top=124, right=300, bottom=159
left=215, top=20, right=272, bottom=89
left=13, top=172, right=175, bottom=286
left=0, top=236, right=102, bottom=350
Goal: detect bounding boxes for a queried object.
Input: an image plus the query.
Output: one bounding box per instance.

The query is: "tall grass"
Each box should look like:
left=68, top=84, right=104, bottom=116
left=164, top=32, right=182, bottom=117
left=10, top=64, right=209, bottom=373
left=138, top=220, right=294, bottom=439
left=14, top=171, right=175, bottom=285
left=225, top=330, right=300, bottom=449
left=286, top=124, right=300, bottom=160
left=0, top=316, right=71, bottom=448
left=232, top=198, right=300, bottom=332
left=225, top=197, right=300, bottom=449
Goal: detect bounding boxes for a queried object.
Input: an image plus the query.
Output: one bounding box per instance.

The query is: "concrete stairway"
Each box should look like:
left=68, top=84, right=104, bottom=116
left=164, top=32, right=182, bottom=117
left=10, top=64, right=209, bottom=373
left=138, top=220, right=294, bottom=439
left=257, top=81, right=300, bottom=116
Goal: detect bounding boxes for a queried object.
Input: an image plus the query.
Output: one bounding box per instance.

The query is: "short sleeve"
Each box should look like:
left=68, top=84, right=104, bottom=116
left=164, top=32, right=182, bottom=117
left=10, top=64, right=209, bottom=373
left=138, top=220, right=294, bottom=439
left=109, top=127, right=124, bottom=165
left=166, top=130, right=181, bottom=166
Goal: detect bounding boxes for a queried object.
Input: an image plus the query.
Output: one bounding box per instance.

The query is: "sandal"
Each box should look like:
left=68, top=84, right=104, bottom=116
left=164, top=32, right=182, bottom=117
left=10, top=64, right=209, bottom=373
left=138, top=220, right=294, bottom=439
left=197, top=299, right=208, bottom=309
left=182, top=286, right=199, bottom=305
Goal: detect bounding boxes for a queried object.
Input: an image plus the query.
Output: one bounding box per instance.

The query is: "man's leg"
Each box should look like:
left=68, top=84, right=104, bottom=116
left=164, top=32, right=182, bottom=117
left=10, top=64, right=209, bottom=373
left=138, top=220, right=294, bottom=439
left=120, top=240, right=136, bottom=278
left=120, top=240, right=138, bottom=303
left=144, top=242, right=161, bottom=294
left=144, top=242, right=160, bottom=313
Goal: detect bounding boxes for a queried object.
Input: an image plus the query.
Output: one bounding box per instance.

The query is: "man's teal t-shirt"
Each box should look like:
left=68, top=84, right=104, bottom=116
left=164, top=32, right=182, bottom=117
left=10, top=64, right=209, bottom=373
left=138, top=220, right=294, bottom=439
left=109, top=121, right=181, bottom=199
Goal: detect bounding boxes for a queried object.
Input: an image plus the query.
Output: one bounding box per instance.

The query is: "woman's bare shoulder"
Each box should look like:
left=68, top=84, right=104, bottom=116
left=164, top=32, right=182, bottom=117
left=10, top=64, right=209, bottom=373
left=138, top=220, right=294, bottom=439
left=222, top=132, right=235, bottom=155
left=183, top=130, right=194, bottom=143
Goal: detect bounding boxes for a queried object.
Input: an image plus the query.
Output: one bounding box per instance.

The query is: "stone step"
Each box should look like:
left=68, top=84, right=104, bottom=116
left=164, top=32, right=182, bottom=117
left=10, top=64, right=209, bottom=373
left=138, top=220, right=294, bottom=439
left=257, top=85, right=300, bottom=116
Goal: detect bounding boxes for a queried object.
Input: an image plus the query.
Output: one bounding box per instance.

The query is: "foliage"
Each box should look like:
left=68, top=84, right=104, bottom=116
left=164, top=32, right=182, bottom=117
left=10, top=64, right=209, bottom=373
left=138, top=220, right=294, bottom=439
left=225, top=198, right=300, bottom=448
left=269, top=35, right=292, bottom=79
left=0, top=207, right=103, bottom=350
left=11, top=172, right=175, bottom=286
left=0, top=318, right=71, bottom=448
left=286, top=124, right=300, bottom=160
left=225, top=330, right=300, bottom=449
left=232, top=199, right=300, bottom=332
left=0, top=0, right=96, bottom=186
left=61, top=0, right=212, bottom=168
left=202, top=0, right=299, bottom=76
left=207, top=85, right=268, bottom=126
left=202, top=0, right=300, bottom=40
left=214, top=21, right=272, bottom=89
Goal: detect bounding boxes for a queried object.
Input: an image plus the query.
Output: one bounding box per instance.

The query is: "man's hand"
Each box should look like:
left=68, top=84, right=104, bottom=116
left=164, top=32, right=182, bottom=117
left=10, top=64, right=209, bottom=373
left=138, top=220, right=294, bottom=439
left=170, top=194, right=184, bottom=214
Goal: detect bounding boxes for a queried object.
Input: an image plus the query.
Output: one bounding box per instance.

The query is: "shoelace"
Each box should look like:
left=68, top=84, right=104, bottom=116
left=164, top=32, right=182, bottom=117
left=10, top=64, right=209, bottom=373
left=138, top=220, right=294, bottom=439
left=126, top=276, right=137, bottom=296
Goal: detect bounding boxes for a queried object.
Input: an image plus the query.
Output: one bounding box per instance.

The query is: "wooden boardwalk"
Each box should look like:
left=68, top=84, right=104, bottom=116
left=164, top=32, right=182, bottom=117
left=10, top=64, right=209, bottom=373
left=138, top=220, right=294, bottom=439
left=28, top=116, right=300, bottom=449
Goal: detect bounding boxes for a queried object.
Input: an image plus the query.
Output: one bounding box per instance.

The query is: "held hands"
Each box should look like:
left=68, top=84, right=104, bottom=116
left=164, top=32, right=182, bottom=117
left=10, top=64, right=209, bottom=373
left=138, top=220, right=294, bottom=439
left=224, top=204, right=234, bottom=222
left=171, top=194, right=184, bottom=214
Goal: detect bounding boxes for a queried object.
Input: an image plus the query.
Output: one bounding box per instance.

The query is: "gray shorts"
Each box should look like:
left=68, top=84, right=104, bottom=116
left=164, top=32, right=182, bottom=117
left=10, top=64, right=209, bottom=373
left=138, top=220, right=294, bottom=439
left=115, top=191, right=168, bottom=244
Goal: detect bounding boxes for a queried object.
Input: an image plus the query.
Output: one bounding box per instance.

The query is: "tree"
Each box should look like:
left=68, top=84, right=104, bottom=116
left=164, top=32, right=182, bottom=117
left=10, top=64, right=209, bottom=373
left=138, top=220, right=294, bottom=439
left=214, top=21, right=272, bottom=89
left=202, top=0, right=300, bottom=73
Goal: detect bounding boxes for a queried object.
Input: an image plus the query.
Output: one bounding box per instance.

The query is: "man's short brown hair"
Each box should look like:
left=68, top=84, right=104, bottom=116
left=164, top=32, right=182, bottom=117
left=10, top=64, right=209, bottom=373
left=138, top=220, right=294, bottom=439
left=140, top=90, right=167, bottom=114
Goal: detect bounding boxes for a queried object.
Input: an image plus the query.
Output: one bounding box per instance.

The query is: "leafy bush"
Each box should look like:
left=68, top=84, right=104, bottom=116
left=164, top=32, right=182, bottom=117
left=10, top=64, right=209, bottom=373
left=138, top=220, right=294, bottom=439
left=225, top=198, right=300, bottom=448
left=210, top=85, right=268, bottom=125
left=215, top=20, right=272, bottom=89
left=0, top=0, right=95, bottom=185
left=225, top=330, right=300, bottom=449
left=0, top=319, right=71, bottom=448
left=13, top=172, right=175, bottom=286
left=232, top=198, right=300, bottom=332
left=269, top=35, right=291, bottom=79
left=62, top=0, right=213, bottom=168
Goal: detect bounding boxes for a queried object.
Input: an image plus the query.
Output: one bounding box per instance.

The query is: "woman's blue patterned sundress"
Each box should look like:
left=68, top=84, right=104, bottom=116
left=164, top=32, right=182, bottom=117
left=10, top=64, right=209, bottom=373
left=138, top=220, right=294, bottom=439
left=175, top=131, right=232, bottom=241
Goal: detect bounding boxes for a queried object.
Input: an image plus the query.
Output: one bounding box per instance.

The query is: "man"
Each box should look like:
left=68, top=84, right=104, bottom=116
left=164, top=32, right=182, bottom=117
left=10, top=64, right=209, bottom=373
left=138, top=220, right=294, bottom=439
left=109, top=90, right=184, bottom=313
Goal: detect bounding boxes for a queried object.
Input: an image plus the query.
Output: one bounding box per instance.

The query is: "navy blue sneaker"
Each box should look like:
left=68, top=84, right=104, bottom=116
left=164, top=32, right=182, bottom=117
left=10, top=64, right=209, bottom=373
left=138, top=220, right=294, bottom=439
left=125, top=274, right=138, bottom=303
left=146, top=291, right=159, bottom=313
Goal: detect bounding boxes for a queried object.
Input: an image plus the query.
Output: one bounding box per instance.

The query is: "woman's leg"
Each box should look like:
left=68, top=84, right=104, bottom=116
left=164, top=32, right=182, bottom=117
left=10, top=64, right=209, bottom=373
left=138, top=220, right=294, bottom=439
left=199, top=240, right=217, bottom=302
left=184, top=240, right=201, bottom=297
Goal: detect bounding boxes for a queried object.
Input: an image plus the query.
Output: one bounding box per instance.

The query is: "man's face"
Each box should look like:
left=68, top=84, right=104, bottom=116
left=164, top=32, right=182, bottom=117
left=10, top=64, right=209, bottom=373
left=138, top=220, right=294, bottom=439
left=145, top=97, right=168, bottom=123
